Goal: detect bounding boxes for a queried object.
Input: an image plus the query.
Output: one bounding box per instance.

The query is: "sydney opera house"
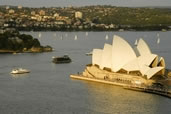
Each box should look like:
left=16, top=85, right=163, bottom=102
left=79, top=35, right=167, bottom=86
left=70, top=35, right=171, bottom=97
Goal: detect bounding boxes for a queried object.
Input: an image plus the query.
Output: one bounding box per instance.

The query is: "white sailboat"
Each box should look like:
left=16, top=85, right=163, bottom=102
left=74, top=35, right=78, bottom=40
left=157, top=37, right=160, bottom=44
left=38, top=32, right=42, bottom=38
left=86, top=51, right=92, bottom=56
left=105, top=34, right=109, bottom=40
left=85, top=32, right=88, bottom=36
left=134, top=39, right=138, bottom=46
left=157, top=33, right=160, bottom=44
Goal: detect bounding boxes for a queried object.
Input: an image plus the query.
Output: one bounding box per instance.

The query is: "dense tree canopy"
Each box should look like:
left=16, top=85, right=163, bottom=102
left=0, top=29, right=44, bottom=51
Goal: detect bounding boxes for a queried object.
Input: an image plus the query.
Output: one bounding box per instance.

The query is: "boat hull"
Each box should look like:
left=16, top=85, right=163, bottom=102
left=10, top=68, right=30, bottom=74
left=11, top=71, right=30, bottom=74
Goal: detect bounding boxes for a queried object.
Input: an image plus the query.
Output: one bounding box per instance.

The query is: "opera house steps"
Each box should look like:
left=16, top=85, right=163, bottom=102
left=70, top=35, right=171, bottom=98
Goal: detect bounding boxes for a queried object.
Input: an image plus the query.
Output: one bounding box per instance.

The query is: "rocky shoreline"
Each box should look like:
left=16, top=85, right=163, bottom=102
left=0, top=47, right=52, bottom=53
left=0, top=28, right=53, bottom=53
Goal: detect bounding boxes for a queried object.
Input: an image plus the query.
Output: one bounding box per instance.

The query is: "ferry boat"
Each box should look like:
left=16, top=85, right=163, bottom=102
left=52, top=55, right=71, bottom=64
left=11, top=68, right=30, bottom=74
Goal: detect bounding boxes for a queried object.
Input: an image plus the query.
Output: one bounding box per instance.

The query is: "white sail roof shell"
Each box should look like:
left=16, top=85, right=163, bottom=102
left=137, top=54, right=158, bottom=67
left=139, top=65, right=151, bottom=76
left=91, top=35, right=166, bottom=79
left=112, top=35, right=137, bottom=72
left=122, top=58, right=140, bottom=72
left=137, top=54, right=158, bottom=75
left=151, top=56, right=158, bottom=67
left=92, top=49, right=102, bottom=66
left=122, top=54, right=164, bottom=77
left=122, top=56, right=158, bottom=75
left=145, top=67, right=164, bottom=79
left=158, top=57, right=165, bottom=67
left=123, top=60, right=164, bottom=79
left=158, top=57, right=165, bottom=75
left=100, top=44, right=112, bottom=69
left=137, top=38, right=151, bottom=55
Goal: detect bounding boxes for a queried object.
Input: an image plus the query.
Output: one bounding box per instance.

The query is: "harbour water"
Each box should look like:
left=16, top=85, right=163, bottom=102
left=0, top=31, right=171, bottom=113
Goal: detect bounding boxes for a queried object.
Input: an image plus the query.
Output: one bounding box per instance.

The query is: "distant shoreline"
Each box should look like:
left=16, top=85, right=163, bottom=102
left=0, top=29, right=53, bottom=54
left=18, top=29, right=169, bottom=32
left=0, top=48, right=53, bottom=54
left=0, top=5, right=171, bottom=32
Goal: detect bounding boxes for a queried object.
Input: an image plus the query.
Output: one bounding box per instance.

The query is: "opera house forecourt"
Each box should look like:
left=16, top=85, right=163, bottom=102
left=70, top=35, right=171, bottom=98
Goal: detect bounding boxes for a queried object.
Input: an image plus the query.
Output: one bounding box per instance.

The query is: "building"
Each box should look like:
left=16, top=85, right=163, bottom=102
left=9, top=9, right=15, bottom=14
left=18, top=5, right=22, bottom=9
left=31, top=11, right=36, bottom=15
left=75, top=11, right=83, bottom=19
left=54, top=13, right=59, bottom=17
left=92, top=35, right=165, bottom=79
left=39, top=10, right=45, bottom=16
left=71, top=35, right=171, bottom=97
left=6, top=6, right=10, bottom=10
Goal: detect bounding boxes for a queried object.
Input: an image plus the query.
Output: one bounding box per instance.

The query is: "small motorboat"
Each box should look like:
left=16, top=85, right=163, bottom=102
left=157, top=33, right=160, bottom=44
left=52, top=55, right=72, bottom=64
left=11, top=68, right=30, bottom=74
left=85, top=51, right=92, bottom=56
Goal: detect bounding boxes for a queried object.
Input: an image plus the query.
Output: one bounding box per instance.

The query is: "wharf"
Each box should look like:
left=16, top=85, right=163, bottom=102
left=124, top=85, right=171, bottom=98
left=70, top=74, right=126, bottom=87
left=70, top=74, right=171, bottom=99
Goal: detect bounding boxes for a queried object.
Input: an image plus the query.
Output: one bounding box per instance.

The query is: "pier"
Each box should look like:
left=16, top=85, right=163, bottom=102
left=70, top=74, right=171, bottom=98
left=70, top=74, right=126, bottom=86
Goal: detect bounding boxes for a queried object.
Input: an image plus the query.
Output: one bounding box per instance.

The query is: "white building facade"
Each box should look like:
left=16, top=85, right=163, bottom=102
left=75, top=11, right=83, bottom=19
left=92, top=35, right=165, bottom=79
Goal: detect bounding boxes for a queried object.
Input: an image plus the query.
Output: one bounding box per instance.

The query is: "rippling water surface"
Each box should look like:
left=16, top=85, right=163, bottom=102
left=0, top=31, right=171, bottom=114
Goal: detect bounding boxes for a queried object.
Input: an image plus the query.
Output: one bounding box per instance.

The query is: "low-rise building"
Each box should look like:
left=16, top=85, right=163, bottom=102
left=75, top=11, right=83, bottom=19
left=39, top=10, right=45, bottom=16
left=9, top=9, right=15, bottom=14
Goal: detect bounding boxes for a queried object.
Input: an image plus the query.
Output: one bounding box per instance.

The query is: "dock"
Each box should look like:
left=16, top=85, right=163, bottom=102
left=70, top=74, right=171, bottom=99
left=124, top=85, right=171, bottom=98
left=70, top=75, right=126, bottom=87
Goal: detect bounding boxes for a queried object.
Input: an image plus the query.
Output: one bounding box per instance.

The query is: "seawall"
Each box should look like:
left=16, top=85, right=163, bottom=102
left=70, top=74, right=171, bottom=98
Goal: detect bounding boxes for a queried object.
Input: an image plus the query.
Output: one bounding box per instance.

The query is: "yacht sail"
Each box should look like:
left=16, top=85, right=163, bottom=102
left=38, top=32, right=42, bottom=38
left=85, top=32, right=88, bottom=36
left=74, top=35, right=78, bottom=40
left=157, top=33, right=160, bottom=44
left=105, top=34, right=109, bottom=40
left=134, top=39, right=138, bottom=46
